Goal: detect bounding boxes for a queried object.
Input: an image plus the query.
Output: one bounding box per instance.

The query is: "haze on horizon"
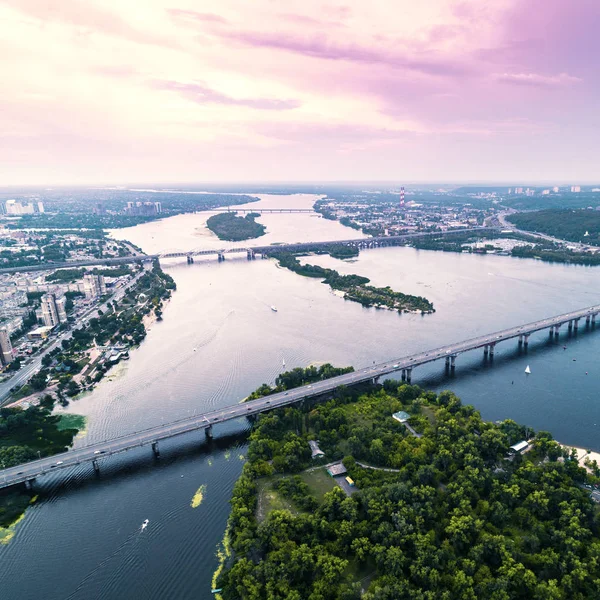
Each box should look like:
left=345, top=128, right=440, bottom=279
left=1, top=0, right=599, bottom=186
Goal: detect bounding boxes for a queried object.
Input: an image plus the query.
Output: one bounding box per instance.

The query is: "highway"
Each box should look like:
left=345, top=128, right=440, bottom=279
left=0, top=227, right=497, bottom=274
left=1, top=301, right=598, bottom=490
left=0, top=267, right=149, bottom=404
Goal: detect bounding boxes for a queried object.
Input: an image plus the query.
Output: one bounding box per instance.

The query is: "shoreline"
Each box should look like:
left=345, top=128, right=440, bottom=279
left=560, top=443, right=600, bottom=473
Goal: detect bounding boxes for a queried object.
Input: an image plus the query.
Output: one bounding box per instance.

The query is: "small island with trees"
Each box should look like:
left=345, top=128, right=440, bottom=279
left=216, top=376, right=600, bottom=599
left=207, top=212, right=267, bottom=241
left=272, top=251, right=434, bottom=314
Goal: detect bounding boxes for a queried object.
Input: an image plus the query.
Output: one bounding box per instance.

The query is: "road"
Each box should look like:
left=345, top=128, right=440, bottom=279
left=0, top=302, right=598, bottom=490
left=0, top=267, right=148, bottom=405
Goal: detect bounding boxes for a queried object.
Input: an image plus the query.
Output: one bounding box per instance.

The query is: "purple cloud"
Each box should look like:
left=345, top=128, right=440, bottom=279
left=152, top=80, right=300, bottom=111
left=494, top=72, right=582, bottom=87
left=214, top=30, right=474, bottom=77
left=167, top=9, right=228, bottom=24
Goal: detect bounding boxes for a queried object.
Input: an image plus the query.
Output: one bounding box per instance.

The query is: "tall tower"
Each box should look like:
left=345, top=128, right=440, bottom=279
left=399, top=187, right=405, bottom=207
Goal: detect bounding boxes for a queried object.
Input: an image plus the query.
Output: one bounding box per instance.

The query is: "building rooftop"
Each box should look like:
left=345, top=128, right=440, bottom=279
left=308, top=440, right=325, bottom=458
left=327, top=463, right=347, bottom=477
left=510, top=440, right=529, bottom=453
left=392, top=411, right=411, bottom=423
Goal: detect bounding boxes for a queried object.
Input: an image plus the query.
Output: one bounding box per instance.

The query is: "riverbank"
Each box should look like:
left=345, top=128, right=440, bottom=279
left=561, top=444, right=600, bottom=474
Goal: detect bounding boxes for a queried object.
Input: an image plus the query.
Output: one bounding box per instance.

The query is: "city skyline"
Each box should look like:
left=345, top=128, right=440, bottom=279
left=1, top=0, right=599, bottom=185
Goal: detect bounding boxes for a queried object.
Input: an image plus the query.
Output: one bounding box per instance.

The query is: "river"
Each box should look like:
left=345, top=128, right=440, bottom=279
left=2, top=193, right=600, bottom=599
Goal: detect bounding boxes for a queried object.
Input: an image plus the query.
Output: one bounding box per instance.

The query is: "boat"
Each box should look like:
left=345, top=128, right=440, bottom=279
left=282, top=358, right=286, bottom=368
left=271, top=306, right=278, bottom=312
left=193, top=348, right=197, bottom=352
left=525, top=365, right=531, bottom=374
left=141, top=519, right=149, bottom=530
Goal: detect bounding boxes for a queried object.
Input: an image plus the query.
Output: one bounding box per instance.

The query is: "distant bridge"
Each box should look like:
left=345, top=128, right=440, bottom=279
left=0, top=227, right=498, bottom=273
left=203, top=208, right=315, bottom=214
left=1, top=302, right=598, bottom=490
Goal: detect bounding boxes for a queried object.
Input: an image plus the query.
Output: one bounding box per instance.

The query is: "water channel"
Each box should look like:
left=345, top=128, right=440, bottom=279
left=2, top=193, right=600, bottom=599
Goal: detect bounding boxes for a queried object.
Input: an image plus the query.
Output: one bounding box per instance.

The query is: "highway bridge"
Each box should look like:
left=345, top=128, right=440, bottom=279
left=0, top=227, right=497, bottom=274
left=203, top=208, right=315, bottom=214
left=1, top=302, right=598, bottom=491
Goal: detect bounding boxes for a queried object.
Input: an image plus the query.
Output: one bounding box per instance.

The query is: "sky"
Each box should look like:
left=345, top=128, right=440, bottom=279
left=1, top=0, right=599, bottom=185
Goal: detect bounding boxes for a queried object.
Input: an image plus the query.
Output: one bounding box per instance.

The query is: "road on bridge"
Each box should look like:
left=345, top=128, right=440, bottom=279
left=0, top=302, right=598, bottom=490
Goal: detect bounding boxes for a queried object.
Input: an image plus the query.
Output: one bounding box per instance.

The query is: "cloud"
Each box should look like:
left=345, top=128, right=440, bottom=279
left=167, top=9, right=228, bottom=24
left=494, top=72, right=582, bottom=87
left=2, top=0, right=172, bottom=47
left=213, top=29, right=474, bottom=77
left=152, top=80, right=300, bottom=110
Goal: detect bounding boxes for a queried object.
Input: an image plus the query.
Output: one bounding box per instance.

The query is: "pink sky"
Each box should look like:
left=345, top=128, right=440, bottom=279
left=1, top=0, right=598, bottom=185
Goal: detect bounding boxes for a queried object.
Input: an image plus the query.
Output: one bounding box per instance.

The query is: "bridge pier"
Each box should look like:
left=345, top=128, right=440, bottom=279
left=484, top=344, right=489, bottom=357
left=574, top=318, right=579, bottom=332
left=205, top=425, right=213, bottom=440
left=405, top=368, right=412, bottom=384
left=247, top=250, right=255, bottom=260
left=523, top=334, right=530, bottom=347
left=186, top=255, right=194, bottom=264
left=93, top=459, right=100, bottom=474
left=217, top=252, right=225, bottom=262
left=24, top=479, right=35, bottom=490
left=568, top=320, right=573, bottom=333
left=450, top=355, right=456, bottom=371
left=593, top=314, right=597, bottom=326
left=445, top=355, right=450, bottom=369
left=489, top=343, right=495, bottom=357
left=152, top=441, right=160, bottom=458
left=586, top=315, right=591, bottom=326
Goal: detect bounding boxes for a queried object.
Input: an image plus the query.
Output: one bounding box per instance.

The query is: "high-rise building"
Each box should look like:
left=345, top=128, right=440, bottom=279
left=37, top=202, right=45, bottom=213
left=0, top=327, right=13, bottom=366
left=56, top=296, right=68, bottom=323
left=5, top=199, right=35, bottom=215
left=553, top=186, right=560, bottom=193
left=154, top=202, right=162, bottom=214
left=83, top=273, right=106, bottom=299
left=41, top=293, right=60, bottom=327
left=571, top=185, right=581, bottom=193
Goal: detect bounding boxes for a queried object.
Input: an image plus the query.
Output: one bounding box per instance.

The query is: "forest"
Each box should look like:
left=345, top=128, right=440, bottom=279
left=272, top=252, right=434, bottom=314
left=508, top=210, right=600, bottom=246
left=218, top=380, right=600, bottom=599
left=207, top=212, right=267, bottom=241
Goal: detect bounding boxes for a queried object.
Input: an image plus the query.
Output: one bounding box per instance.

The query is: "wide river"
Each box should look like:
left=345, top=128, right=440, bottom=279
left=2, top=193, right=600, bottom=599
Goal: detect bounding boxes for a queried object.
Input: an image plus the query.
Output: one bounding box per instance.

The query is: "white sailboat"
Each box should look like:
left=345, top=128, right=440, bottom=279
left=282, top=358, right=286, bottom=368
left=525, top=365, right=531, bottom=374
left=271, top=306, right=278, bottom=312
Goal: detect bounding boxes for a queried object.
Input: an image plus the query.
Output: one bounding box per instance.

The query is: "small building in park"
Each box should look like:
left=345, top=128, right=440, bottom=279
left=327, top=463, right=347, bottom=477
left=392, top=410, right=411, bottom=424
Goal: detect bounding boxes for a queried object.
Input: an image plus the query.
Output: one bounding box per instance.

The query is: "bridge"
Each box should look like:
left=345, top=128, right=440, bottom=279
left=203, top=208, right=315, bottom=214
left=1, top=302, right=598, bottom=491
left=0, top=227, right=497, bottom=273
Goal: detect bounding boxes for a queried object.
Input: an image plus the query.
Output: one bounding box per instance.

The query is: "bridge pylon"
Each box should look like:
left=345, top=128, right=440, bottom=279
left=205, top=425, right=213, bottom=439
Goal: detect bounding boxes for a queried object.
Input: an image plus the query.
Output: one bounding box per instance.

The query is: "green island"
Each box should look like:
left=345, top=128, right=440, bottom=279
left=207, top=212, right=267, bottom=241
left=507, top=210, right=600, bottom=246
left=0, top=396, right=83, bottom=540
left=217, top=378, right=600, bottom=599
left=273, top=252, right=434, bottom=314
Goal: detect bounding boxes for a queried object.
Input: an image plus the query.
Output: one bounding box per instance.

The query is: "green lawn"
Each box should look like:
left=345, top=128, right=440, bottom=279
left=299, top=468, right=338, bottom=502
left=255, top=477, right=298, bottom=522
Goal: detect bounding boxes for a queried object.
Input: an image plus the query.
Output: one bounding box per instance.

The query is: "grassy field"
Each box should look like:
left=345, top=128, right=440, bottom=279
left=299, top=468, right=338, bottom=501
left=256, top=478, right=298, bottom=522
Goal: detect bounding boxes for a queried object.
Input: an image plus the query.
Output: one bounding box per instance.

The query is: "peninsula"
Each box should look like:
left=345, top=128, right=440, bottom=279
left=217, top=380, right=600, bottom=599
